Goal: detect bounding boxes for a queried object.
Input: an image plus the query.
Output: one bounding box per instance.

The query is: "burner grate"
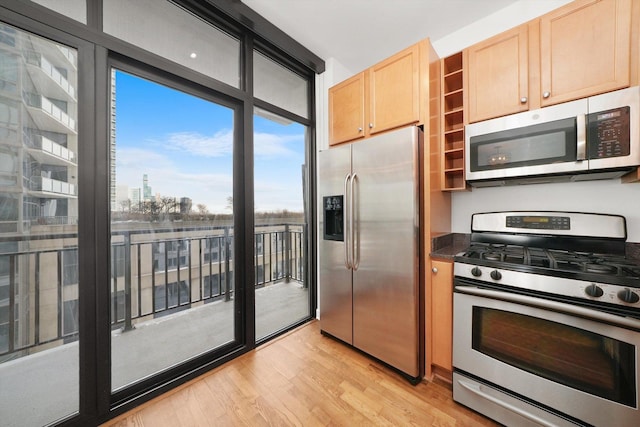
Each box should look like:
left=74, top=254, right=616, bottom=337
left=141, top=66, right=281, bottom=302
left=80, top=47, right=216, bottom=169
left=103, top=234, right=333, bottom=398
left=461, top=243, right=640, bottom=280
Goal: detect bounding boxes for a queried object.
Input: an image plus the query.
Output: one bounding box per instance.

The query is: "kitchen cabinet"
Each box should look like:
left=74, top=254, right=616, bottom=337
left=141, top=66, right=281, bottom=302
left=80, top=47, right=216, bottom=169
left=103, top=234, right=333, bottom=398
left=430, top=259, right=453, bottom=376
left=466, top=0, right=632, bottom=123
left=540, top=0, right=631, bottom=107
left=329, top=72, right=366, bottom=145
left=466, top=25, right=529, bottom=123
left=329, top=43, right=421, bottom=145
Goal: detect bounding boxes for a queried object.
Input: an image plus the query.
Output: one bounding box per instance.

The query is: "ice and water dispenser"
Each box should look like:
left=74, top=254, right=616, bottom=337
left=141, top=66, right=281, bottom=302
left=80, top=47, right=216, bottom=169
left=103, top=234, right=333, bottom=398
left=323, top=195, right=343, bottom=241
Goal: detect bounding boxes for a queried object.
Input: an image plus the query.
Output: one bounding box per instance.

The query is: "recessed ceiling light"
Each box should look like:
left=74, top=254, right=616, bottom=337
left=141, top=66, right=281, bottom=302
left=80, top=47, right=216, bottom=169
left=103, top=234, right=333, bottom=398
left=190, top=52, right=197, bottom=59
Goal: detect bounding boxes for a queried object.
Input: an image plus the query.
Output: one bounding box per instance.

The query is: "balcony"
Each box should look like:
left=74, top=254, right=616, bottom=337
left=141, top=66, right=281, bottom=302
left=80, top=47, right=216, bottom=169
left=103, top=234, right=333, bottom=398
left=24, top=52, right=77, bottom=102
left=28, top=175, right=77, bottom=198
left=0, top=223, right=309, bottom=426
left=23, top=92, right=77, bottom=134
left=25, top=133, right=76, bottom=167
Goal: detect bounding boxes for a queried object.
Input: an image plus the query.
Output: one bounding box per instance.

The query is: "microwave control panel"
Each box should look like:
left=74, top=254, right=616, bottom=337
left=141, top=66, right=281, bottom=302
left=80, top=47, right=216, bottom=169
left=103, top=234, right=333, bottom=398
left=587, top=106, right=630, bottom=159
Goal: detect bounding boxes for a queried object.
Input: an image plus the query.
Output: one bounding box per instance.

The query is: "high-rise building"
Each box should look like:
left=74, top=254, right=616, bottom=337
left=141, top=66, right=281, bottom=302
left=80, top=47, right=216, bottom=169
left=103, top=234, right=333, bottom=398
left=110, top=68, right=117, bottom=211
left=143, top=173, right=152, bottom=201
left=0, top=23, right=78, bottom=231
left=129, top=187, right=141, bottom=207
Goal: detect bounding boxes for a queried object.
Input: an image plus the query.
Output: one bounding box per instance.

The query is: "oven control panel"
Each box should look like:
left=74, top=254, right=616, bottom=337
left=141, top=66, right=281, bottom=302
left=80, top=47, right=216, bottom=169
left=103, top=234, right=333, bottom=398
left=454, top=263, right=640, bottom=310
left=506, top=215, right=570, bottom=230
left=471, top=211, right=626, bottom=239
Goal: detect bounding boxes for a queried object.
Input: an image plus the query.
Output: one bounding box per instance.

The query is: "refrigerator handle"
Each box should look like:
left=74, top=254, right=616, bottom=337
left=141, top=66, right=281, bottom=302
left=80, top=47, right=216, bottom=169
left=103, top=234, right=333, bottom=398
left=343, top=173, right=352, bottom=269
left=351, top=173, right=359, bottom=271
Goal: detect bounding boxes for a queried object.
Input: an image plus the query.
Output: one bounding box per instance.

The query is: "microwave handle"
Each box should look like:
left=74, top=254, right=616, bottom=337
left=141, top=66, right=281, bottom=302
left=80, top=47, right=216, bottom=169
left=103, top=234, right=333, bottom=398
left=576, top=113, right=587, bottom=161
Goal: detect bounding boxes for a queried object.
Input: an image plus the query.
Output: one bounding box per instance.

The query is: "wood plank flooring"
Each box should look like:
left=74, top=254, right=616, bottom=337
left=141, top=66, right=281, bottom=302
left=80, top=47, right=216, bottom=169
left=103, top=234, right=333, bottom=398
left=103, top=320, right=498, bottom=426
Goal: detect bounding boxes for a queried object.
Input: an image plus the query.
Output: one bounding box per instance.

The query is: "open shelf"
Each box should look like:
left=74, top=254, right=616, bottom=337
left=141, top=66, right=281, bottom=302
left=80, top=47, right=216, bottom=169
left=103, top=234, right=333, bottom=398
left=440, top=51, right=467, bottom=191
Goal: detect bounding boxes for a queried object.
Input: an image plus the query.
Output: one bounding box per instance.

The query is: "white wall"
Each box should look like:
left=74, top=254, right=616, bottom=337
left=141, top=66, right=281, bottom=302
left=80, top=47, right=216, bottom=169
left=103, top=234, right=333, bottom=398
left=452, top=180, right=640, bottom=242
left=431, top=0, right=572, bottom=57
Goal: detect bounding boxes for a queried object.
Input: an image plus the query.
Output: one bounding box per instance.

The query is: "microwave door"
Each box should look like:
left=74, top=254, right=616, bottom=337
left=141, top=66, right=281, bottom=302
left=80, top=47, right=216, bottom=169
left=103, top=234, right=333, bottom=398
left=466, top=99, right=589, bottom=182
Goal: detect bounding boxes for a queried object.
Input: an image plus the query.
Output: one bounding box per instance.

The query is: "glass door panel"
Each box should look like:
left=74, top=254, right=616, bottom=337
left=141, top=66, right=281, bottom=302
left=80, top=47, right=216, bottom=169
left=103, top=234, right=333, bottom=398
left=254, top=108, right=310, bottom=341
left=110, top=70, right=235, bottom=391
left=0, top=22, right=80, bottom=426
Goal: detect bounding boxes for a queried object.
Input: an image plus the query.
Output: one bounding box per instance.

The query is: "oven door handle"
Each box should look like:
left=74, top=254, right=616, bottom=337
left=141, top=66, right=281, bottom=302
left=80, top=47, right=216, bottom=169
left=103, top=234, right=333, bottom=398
left=456, top=378, right=557, bottom=427
left=455, top=286, right=640, bottom=331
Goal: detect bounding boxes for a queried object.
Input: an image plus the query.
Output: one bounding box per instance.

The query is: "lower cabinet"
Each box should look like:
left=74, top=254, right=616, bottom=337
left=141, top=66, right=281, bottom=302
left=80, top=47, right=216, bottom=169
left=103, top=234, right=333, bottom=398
left=430, top=259, right=453, bottom=378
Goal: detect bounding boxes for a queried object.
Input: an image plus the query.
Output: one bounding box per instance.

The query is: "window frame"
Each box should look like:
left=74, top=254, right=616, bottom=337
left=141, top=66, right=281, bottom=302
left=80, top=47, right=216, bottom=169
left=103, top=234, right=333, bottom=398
left=0, top=1, right=319, bottom=424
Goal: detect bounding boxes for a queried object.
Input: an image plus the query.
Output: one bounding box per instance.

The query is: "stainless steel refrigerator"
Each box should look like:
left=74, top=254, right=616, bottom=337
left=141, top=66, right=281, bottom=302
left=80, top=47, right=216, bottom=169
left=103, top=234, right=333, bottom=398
left=318, top=126, right=423, bottom=382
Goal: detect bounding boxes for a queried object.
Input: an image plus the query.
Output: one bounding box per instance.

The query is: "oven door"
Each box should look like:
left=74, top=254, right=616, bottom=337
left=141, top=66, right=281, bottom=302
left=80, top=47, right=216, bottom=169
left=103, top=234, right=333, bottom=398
left=465, top=98, right=588, bottom=182
left=453, top=285, right=640, bottom=427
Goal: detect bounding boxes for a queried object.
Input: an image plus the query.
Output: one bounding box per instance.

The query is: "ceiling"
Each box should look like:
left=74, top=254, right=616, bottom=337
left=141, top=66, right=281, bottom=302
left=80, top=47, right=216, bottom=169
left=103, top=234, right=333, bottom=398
left=241, top=0, right=519, bottom=73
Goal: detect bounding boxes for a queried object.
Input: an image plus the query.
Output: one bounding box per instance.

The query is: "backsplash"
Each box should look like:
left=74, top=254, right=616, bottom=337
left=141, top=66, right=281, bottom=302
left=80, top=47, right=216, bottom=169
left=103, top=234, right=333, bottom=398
left=451, top=179, right=640, bottom=243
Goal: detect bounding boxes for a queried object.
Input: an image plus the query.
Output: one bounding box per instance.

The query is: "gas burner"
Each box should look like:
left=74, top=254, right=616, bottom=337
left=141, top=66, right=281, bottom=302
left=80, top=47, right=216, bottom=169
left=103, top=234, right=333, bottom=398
left=458, top=242, right=640, bottom=282
left=583, top=263, right=618, bottom=274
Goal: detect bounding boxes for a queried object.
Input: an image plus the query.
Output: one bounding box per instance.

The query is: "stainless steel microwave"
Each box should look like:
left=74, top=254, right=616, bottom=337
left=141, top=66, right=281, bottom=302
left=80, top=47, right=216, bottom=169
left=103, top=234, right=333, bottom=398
left=465, top=86, right=640, bottom=186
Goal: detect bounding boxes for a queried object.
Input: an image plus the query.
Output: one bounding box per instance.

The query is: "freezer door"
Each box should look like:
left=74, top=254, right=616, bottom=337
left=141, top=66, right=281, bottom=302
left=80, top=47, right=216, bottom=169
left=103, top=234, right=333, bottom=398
left=352, top=126, right=422, bottom=377
left=318, top=144, right=353, bottom=344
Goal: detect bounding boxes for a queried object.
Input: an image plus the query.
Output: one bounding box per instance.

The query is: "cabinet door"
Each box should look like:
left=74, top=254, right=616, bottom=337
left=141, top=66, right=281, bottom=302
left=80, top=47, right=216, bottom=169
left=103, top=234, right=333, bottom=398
left=431, top=259, right=453, bottom=371
left=329, top=72, right=366, bottom=145
left=467, top=25, right=529, bottom=123
left=540, top=0, right=631, bottom=107
left=369, top=44, right=420, bottom=135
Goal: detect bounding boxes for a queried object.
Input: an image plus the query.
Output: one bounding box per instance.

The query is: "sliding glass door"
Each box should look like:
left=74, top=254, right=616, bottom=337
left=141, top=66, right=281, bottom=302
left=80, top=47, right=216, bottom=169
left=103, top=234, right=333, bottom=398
left=109, top=69, right=237, bottom=391
left=253, top=109, right=310, bottom=341
left=0, top=1, right=316, bottom=423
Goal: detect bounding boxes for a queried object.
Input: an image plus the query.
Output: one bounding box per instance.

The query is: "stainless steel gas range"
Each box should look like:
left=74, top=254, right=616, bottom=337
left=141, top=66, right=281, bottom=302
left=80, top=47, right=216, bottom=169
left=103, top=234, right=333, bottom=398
left=452, top=211, right=640, bottom=427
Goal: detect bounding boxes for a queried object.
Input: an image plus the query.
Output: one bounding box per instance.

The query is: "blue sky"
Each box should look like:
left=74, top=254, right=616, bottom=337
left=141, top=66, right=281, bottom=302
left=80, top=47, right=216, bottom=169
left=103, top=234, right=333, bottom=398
left=114, top=70, right=306, bottom=213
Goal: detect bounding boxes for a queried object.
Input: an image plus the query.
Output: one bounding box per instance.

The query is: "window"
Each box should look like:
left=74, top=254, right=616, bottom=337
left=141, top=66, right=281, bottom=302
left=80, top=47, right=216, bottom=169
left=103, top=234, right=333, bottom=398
left=0, top=1, right=317, bottom=423
left=104, top=0, right=240, bottom=87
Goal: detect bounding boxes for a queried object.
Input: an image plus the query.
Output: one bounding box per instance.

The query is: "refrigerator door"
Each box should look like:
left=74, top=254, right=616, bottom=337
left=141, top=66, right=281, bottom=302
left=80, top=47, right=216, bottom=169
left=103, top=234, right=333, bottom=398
left=352, top=126, right=422, bottom=378
left=318, top=144, right=353, bottom=344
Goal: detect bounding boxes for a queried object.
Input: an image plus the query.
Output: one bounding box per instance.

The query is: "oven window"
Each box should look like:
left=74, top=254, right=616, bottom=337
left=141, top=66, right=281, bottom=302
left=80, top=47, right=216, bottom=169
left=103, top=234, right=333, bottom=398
left=472, top=308, right=636, bottom=408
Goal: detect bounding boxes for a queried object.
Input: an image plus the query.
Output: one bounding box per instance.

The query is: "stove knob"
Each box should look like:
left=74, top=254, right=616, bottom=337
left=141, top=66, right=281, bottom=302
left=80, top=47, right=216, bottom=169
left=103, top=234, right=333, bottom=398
left=471, top=267, right=482, bottom=277
left=490, top=270, right=502, bottom=280
left=617, top=289, right=640, bottom=304
left=585, top=284, right=603, bottom=298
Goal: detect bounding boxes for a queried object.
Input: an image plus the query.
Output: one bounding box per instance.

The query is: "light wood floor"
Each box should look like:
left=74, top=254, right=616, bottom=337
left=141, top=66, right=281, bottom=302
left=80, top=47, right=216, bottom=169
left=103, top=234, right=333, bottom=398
left=103, top=320, right=498, bottom=426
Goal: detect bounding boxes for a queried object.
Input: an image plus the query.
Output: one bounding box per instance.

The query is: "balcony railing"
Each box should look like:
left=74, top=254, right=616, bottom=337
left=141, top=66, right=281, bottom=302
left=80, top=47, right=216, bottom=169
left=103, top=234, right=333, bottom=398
left=25, top=52, right=76, bottom=100
left=25, top=132, right=77, bottom=165
left=29, top=176, right=76, bottom=196
left=0, top=223, right=305, bottom=358
left=23, top=91, right=77, bottom=132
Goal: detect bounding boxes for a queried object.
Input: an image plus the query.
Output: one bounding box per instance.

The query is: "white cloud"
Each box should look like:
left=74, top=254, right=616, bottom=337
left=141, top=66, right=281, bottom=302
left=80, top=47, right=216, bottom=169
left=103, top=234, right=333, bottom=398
left=115, top=129, right=305, bottom=213
left=254, top=131, right=303, bottom=157
left=164, top=129, right=233, bottom=157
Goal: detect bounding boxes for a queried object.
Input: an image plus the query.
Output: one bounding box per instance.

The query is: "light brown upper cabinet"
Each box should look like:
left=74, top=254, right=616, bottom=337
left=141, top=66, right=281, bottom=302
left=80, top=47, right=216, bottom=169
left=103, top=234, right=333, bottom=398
left=466, top=0, right=632, bottom=123
left=540, top=0, right=631, bottom=106
left=329, top=72, right=367, bottom=145
left=329, top=43, right=421, bottom=145
left=368, top=44, right=420, bottom=136
left=467, top=25, right=530, bottom=123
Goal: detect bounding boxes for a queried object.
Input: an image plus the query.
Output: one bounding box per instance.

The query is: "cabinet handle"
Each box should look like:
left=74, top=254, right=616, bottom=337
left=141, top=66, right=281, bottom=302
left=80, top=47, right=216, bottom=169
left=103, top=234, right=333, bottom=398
left=432, top=267, right=438, bottom=274
left=520, top=96, right=527, bottom=103
left=369, top=123, right=373, bottom=129
left=543, top=91, right=550, bottom=99
left=358, top=127, right=363, bottom=132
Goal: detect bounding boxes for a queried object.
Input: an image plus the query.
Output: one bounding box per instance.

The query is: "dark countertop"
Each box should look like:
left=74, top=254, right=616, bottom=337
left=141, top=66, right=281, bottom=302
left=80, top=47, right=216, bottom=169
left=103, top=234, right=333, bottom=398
left=430, top=233, right=469, bottom=261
